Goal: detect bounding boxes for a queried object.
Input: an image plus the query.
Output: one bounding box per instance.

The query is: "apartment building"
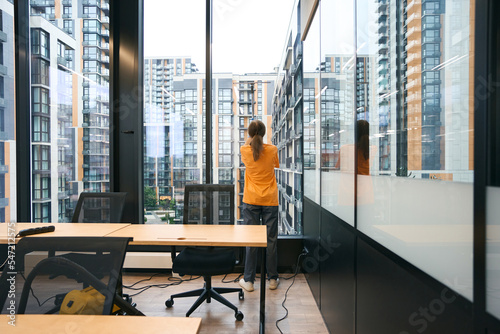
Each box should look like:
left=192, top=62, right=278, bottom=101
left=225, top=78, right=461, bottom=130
left=27, top=0, right=110, bottom=222
left=143, top=61, right=275, bottom=224
left=0, top=1, right=15, bottom=223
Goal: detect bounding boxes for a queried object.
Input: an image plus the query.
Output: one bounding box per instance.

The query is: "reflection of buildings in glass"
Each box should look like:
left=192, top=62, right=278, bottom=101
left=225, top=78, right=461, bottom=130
left=384, top=0, right=474, bottom=181
left=0, top=1, right=15, bottom=222
left=27, top=0, right=111, bottom=222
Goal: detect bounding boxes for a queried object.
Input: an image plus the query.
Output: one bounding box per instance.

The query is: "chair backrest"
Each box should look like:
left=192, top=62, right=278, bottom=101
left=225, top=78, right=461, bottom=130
left=72, top=192, right=127, bottom=223
left=183, top=184, right=234, bottom=225
left=0, top=236, right=130, bottom=315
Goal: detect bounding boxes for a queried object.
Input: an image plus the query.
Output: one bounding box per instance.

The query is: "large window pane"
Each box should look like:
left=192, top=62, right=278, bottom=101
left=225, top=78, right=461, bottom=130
left=0, top=1, right=16, bottom=222
left=320, top=0, right=356, bottom=226
left=30, top=0, right=111, bottom=222
left=143, top=0, right=205, bottom=223
left=356, top=0, right=474, bottom=300
left=213, top=1, right=293, bottom=233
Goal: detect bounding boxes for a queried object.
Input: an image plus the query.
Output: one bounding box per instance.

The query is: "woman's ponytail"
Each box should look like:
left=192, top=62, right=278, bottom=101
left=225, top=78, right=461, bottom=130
left=248, top=120, right=266, bottom=161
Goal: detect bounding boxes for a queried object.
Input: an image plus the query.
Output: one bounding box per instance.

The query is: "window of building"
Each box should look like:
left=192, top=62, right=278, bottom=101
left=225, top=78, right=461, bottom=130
left=32, top=58, right=50, bottom=86
left=33, top=145, right=50, bottom=171
left=31, top=29, right=49, bottom=58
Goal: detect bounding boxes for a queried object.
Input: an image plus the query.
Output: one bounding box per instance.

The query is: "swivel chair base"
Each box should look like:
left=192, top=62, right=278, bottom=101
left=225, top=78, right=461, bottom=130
left=165, top=275, right=244, bottom=321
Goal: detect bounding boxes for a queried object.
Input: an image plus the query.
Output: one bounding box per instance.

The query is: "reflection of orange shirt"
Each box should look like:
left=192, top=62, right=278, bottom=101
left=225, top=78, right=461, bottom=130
left=241, top=144, right=279, bottom=206
left=357, top=150, right=370, bottom=176
left=334, top=146, right=370, bottom=175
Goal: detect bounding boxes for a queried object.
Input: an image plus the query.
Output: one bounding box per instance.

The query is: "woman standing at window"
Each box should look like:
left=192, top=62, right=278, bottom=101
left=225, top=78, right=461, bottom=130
left=239, top=120, right=280, bottom=291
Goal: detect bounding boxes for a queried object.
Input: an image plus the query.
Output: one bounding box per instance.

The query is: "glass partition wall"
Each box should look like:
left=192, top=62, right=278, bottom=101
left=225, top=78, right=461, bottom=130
left=355, top=0, right=474, bottom=300
left=299, top=0, right=475, bottom=301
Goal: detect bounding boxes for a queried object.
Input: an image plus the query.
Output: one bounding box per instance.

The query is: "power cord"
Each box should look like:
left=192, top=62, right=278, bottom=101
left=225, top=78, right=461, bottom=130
left=123, top=273, right=202, bottom=297
left=221, top=273, right=243, bottom=283
left=0, top=256, right=8, bottom=268
left=275, top=250, right=307, bottom=334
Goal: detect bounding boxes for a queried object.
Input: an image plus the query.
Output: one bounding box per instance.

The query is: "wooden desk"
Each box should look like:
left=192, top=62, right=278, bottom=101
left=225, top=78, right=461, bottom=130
left=106, top=224, right=267, bottom=247
left=107, top=224, right=268, bottom=334
left=0, top=314, right=201, bottom=334
left=0, top=223, right=268, bottom=333
left=0, top=223, right=131, bottom=243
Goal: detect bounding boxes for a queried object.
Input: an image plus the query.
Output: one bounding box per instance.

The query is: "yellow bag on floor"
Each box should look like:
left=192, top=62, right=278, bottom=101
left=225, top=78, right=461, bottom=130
left=59, top=286, right=105, bottom=315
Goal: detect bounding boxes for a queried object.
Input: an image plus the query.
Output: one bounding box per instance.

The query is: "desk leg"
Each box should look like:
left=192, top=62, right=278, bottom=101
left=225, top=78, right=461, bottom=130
left=260, top=246, right=266, bottom=334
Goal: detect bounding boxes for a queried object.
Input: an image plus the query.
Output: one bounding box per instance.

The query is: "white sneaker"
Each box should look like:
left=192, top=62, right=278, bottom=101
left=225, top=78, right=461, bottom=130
left=239, top=278, right=254, bottom=292
left=269, top=278, right=280, bottom=290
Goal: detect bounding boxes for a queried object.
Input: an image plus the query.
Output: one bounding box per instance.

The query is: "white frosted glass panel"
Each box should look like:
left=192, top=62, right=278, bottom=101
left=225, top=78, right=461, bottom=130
left=487, top=186, right=500, bottom=317
left=357, top=176, right=473, bottom=300
left=321, top=171, right=354, bottom=226
left=304, top=169, right=321, bottom=204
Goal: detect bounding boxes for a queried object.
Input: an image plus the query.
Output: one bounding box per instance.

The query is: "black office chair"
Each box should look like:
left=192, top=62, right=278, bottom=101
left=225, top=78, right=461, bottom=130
left=72, top=192, right=128, bottom=223
left=165, top=184, right=244, bottom=320
left=70, top=192, right=136, bottom=307
left=0, top=236, right=142, bottom=315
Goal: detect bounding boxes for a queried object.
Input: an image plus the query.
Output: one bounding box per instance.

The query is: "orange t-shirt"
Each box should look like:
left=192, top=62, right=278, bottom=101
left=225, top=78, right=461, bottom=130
left=241, top=143, right=279, bottom=206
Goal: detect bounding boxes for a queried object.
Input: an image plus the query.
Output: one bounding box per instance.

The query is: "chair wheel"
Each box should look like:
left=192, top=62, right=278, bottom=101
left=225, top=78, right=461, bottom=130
left=235, top=311, right=244, bottom=321
left=239, top=291, right=244, bottom=300
left=165, top=298, right=174, bottom=308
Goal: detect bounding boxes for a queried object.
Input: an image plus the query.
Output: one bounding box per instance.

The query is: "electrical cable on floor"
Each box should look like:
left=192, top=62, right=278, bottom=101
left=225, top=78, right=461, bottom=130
left=221, top=273, right=243, bottom=283
left=0, top=256, right=8, bottom=268
left=123, top=273, right=202, bottom=297
left=275, top=251, right=306, bottom=334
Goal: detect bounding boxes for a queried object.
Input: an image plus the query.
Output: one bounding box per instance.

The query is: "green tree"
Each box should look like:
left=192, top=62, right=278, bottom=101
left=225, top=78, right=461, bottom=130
left=144, top=187, right=157, bottom=208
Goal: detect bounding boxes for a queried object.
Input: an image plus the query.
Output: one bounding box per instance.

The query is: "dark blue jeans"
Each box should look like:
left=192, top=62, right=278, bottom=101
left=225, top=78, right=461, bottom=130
left=241, top=203, right=279, bottom=283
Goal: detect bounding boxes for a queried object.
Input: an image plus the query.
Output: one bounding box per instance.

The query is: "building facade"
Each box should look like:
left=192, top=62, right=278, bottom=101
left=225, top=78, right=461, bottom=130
left=0, top=1, right=15, bottom=223
left=143, top=60, right=275, bottom=224
left=27, top=0, right=111, bottom=222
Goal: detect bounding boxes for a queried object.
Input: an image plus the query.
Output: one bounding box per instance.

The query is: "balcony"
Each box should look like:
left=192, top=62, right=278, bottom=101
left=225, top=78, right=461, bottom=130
left=82, top=13, right=100, bottom=19
left=83, top=0, right=101, bottom=6
left=0, top=198, right=8, bottom=208
left=377, top=0, right=388, bottom=13
left=406, top=26, right=421, bottom=38
left=83, top=41, right=100, bottom=47
left=406, top=0, right=421, bottom=11
left=57, top=56, right=68, bottom=67
left=295, top=43, right=303, bottom=60
left=58, top=190, right=71, bottom=199
left=30, top=0, right=55, bottom=7
left=0, top=31, right=7, bottom=43
left=0, top=64, right=7, bottom=76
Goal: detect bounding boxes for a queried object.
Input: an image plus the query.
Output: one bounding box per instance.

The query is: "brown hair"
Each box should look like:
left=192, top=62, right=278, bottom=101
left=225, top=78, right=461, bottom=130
left=248, top=120, right=266, bottom=161
left=357, top=120, right=369, bottom=161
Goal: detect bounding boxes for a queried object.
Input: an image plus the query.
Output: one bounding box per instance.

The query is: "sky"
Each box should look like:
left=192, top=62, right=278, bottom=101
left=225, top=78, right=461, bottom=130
left=144, top=0, right=295, bottom=74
